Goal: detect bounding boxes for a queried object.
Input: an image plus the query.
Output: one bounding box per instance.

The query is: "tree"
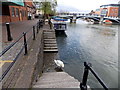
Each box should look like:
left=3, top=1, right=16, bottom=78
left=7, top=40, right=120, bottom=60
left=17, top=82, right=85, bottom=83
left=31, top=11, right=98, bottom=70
left=34, top=0, right=57, bottom=19
left=41, top=1, right=52, bottom=19
left=51, top=0, right=57, bottom=15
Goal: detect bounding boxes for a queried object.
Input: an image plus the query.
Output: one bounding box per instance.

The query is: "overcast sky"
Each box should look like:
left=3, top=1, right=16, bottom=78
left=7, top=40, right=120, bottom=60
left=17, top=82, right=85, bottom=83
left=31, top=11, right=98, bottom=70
left=56, top=0, right=120, bottom=13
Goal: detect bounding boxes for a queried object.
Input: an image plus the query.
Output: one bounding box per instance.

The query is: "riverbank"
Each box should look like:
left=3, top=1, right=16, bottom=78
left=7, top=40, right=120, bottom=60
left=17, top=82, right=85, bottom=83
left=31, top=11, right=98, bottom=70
left=33, top=23, right=81, bottom=88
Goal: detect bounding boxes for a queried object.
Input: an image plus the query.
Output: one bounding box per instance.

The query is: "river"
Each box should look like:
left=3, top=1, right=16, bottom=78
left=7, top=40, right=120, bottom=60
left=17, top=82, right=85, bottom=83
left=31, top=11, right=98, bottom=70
left=56, top=19, right=119, bottom=88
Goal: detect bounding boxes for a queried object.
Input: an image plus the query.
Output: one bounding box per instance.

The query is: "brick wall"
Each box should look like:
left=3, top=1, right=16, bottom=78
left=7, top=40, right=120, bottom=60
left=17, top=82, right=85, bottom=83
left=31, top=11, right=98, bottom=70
left=0, top=16, right=11, bottom=23
left=100, top=7, right=119, bottom=17
left=1, top=1, right=36, bottom=23
left=1, top=5, right=28, bottom=23
left=94, top=11, right=100, bottom=15
left=107, top=7, right=119, bottom=17
left=9, top=6, right=28, bottom=22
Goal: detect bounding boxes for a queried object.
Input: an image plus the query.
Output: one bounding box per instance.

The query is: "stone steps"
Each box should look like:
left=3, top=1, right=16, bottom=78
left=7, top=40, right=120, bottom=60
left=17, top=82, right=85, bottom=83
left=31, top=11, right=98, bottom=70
left=43, top=49, right=58, bottom=52
left=43, top=30, right=58, bottom=52
left=44, top=43, right=57, bottom=46
left=44, top=41, right=57, bottom=44
left=44, top=38, right=56, bottom=41
left=33, top=72, right=80, bottom=88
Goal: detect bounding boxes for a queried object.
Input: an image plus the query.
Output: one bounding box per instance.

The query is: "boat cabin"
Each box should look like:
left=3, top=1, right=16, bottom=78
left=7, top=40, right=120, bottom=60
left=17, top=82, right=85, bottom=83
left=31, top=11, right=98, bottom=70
left=53, top=23, right=67, bottom=31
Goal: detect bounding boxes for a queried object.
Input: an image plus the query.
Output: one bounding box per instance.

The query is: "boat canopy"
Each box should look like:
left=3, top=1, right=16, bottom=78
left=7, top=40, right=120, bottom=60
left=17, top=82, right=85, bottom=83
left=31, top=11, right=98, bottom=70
left=53, top=18, right=68, bottom=21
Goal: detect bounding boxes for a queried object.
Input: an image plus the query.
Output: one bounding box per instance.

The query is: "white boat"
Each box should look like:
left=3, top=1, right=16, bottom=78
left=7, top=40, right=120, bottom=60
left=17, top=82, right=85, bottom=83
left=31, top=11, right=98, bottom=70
left=51, top=19, right=67, bottom=31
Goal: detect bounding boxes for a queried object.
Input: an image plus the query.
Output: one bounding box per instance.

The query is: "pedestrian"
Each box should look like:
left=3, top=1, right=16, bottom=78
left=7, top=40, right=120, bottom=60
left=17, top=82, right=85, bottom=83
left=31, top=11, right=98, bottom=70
left=48, top=18, right=52, bottom=29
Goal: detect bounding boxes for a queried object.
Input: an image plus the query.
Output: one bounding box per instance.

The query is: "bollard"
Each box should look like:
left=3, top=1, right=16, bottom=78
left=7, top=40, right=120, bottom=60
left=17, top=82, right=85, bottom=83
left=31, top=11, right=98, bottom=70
left=6, top=23, right=13, bottom=41
left=33, top=26, right=35, bottom=40
left=23, top=32, right=27, bottom=55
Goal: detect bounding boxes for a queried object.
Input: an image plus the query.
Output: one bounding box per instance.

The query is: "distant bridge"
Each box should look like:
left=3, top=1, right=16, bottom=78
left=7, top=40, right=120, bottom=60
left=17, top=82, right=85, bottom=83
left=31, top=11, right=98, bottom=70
left=57, top=13, right=120, bottom=24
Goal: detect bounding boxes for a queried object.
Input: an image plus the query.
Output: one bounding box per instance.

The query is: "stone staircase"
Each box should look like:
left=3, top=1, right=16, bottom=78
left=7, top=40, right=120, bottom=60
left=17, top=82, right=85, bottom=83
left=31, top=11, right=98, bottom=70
left=43, top=30, right=58, bottom=52
left=33, top=72, right=80, bottom=88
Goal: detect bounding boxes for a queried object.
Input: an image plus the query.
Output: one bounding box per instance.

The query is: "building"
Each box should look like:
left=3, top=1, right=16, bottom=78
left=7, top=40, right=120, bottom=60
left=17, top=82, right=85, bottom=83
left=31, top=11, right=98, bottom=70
left=36, top=9, right=44, bottom=15
left=0, top=0, right=36, bottom=23
left=100, top=4, right=120, bottom=17
left=25, top=0, right=36, bottom=20
left=94, top=9, right=100, bottom=16
left=118, top=1, right=120, bottom=17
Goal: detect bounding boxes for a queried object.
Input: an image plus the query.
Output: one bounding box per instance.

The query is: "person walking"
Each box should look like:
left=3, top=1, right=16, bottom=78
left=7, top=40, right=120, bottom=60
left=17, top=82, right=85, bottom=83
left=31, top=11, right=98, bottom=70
left=48, top=18, right=52, bottom=29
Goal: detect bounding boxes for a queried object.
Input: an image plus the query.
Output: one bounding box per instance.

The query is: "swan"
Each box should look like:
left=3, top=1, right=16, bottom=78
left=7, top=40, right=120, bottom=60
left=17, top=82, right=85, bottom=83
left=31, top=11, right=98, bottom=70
left=54, top=60, right=64, bottom=71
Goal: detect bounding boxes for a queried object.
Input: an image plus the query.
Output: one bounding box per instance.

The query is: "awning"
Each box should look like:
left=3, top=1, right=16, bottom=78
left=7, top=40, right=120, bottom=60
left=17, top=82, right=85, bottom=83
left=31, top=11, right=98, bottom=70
left=1, top=0, right=24, bottom=6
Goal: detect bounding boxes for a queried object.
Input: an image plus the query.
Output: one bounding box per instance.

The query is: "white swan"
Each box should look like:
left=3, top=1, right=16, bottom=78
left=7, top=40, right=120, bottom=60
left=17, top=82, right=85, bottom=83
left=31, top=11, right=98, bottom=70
left=54, top=59, right=64, bottom=68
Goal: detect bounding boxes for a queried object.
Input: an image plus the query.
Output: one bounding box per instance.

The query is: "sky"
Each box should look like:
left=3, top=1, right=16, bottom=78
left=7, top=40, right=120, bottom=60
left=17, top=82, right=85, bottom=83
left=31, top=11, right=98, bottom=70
left=56, top=0, right=120, bottom=13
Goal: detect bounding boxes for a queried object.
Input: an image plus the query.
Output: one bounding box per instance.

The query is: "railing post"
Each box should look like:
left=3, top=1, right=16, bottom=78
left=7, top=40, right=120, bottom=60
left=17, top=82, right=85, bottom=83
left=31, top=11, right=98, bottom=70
left=33, top=26, right=35, bottom=40
left=80, top=62, right=90, bottom=90
left=23, top=32, right=27, bottom=55
left=37, top=22, right=39, bottom=33
left=39, top=20, right=41, bottom=29
left=6, top=23, right=13, bottom=41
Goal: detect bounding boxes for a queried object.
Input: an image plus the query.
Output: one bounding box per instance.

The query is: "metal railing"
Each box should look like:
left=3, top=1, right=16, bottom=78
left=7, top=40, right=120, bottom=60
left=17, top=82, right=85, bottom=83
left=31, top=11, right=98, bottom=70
left=0, top=19, right=44, bottom=81
left=80, top=62, right=109, bottom=90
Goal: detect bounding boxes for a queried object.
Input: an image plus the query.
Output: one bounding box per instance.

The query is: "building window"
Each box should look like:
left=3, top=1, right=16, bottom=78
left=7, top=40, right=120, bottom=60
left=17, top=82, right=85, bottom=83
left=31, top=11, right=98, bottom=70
left=112, top=9, right=114, bottom=12
left=101, top=9, right=108, bottom=16
left=110, top=13, right=112, bottom=16
left=115, top=9, right=118, bottom=12
left=11, top=7, right=15, bottom=17
left=16, top=8, right=19, bottom=17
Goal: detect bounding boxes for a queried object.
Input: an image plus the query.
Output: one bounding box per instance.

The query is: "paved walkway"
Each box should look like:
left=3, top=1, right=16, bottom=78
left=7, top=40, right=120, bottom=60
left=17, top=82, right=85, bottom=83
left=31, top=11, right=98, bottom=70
left=2, top=19, right=39, bottom=43
left=1, top=19, right=39, bottom=58
left=1, top=19, right=39, bottom=73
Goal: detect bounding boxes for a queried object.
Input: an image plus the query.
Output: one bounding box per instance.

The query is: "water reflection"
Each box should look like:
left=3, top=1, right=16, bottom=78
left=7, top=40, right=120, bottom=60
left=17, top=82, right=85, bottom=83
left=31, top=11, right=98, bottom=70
left=56, top=19, right=118, bottom=88
left=55, top=31, right=67, bottom=37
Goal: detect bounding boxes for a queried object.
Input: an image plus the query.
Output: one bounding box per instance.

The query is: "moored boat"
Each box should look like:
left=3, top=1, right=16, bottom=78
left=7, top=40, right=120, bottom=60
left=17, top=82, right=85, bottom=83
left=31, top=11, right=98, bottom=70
left=53, top=22, right=67, bottom=31
left=51, top=17, right=67, bottom=32
left=103, top=19, right=112, bottom=24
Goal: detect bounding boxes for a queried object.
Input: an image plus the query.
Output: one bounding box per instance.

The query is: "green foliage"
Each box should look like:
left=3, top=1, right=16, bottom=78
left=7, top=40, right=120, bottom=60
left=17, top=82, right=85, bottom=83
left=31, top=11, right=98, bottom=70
left=41, top=2, right=52, bottom=14
left=35, top=0, right=57, bottom=19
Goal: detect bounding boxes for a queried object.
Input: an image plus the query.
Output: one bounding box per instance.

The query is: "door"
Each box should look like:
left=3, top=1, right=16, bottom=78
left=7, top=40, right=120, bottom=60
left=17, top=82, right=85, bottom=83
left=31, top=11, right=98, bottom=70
left=19, top=10, right=22, bottom=21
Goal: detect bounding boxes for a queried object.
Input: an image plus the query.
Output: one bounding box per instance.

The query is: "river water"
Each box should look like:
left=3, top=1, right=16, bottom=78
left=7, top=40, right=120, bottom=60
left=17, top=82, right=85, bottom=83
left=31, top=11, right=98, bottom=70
left=56, top=19, right=119, bottom=88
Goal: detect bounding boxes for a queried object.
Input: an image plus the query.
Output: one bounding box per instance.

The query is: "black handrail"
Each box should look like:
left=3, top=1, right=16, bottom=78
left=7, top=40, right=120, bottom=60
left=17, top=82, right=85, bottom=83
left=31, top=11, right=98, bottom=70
left=80, top=62, right=108, bottom=90
left=0, top=34, right=23, bottom=57
left=0, top=19, right=44, bottom=81
left=0, top=45, right=25, bottom=81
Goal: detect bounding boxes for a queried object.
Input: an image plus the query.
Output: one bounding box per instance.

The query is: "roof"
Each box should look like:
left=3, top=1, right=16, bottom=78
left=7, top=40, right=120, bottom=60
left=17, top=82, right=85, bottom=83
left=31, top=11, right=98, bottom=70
left=100, top=4, right=120, bottom=7
left=1, top=0, right=24, bottom=6
left=24, top=0, right=35, bottom=8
